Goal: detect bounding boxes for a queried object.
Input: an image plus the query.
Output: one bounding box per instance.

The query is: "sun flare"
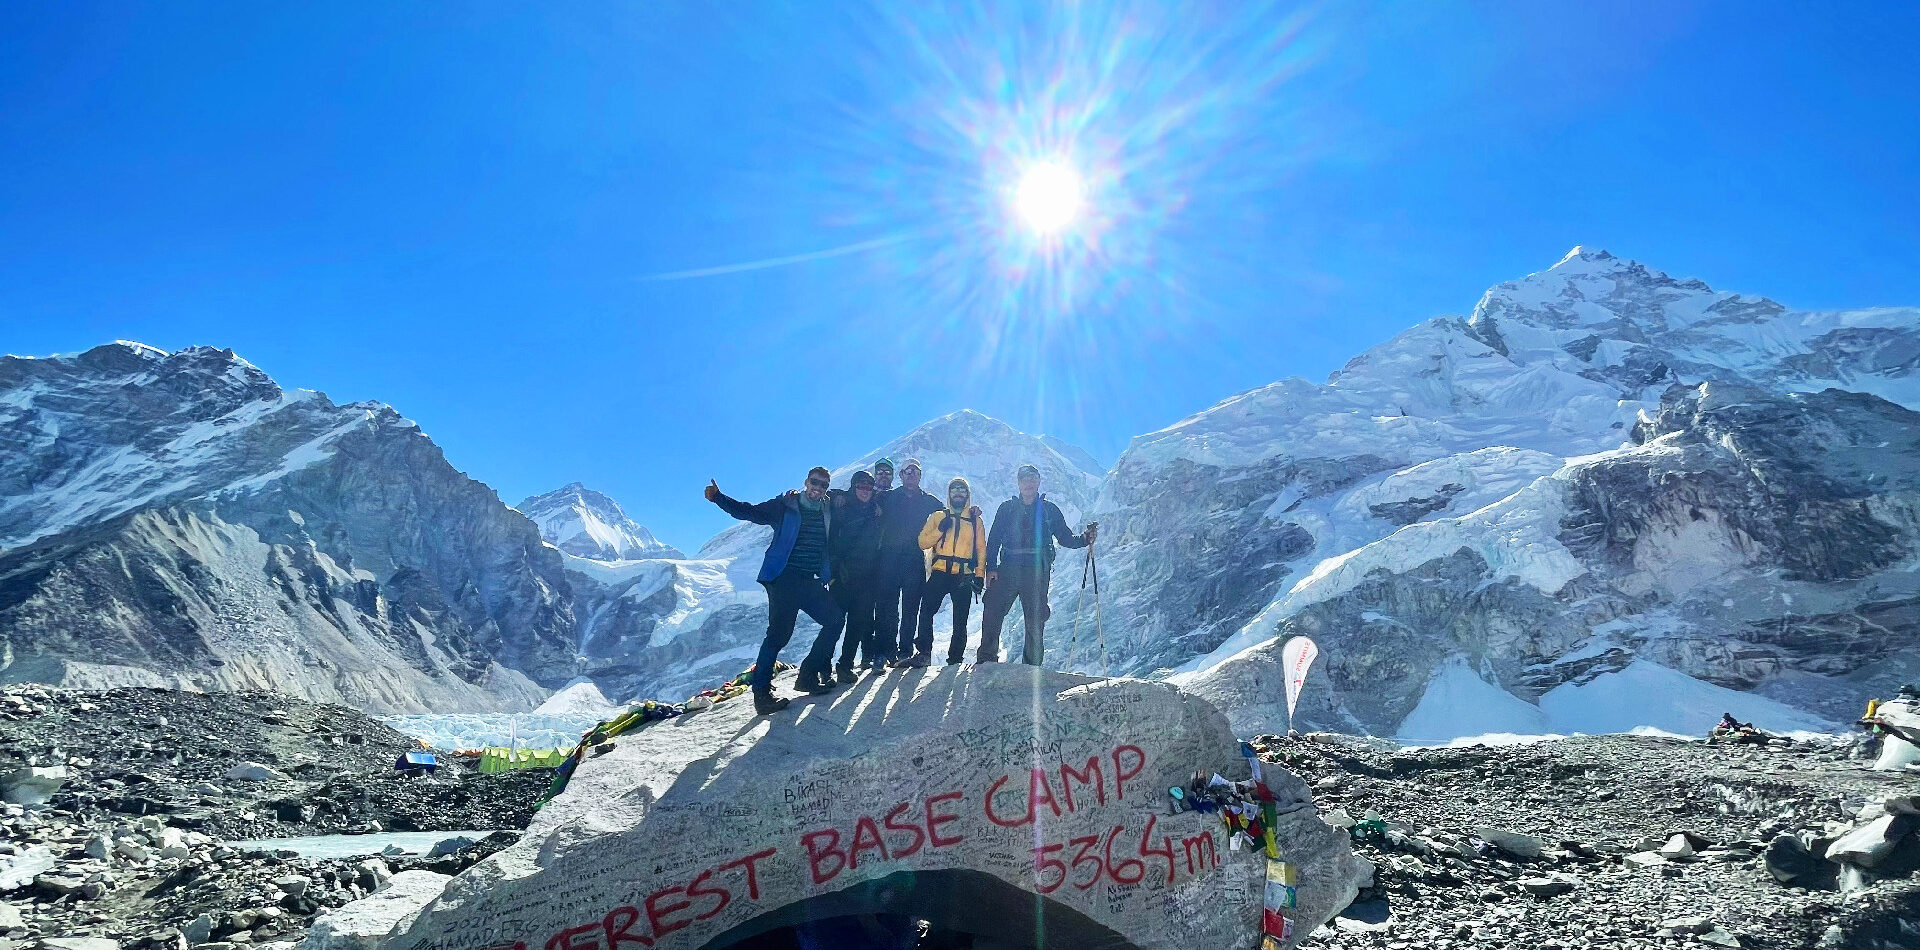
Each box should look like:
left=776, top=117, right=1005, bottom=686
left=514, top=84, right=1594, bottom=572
left=1013, top=160, right=1085, bottom=235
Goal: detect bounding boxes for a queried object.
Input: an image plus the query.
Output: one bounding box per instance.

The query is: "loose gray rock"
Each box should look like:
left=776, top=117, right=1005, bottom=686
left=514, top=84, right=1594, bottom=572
left=1764, top=833, right=1832, bottom=886
left=185, top=914, right=215, bottom=945
left=1827, top=814, right=1916, bottom=869
left=1658, top=833, right=1697, bottom=860
left=0, top=845, right=53, bottom=890
left=351, top=859, right=391, bottom=893
left=223, top=763, right=293, bottom=783
left=1659, top=915, right=1715, bottom=935
left=1473, top=827, right=1546, bottom=859
left=422, top=836, right=476, bottom=860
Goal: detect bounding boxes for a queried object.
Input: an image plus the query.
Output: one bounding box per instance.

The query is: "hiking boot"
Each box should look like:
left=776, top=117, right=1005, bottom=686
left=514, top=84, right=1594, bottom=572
left=887, top=656, right=911, bottom=669
left=835, top=665, right=858, bottom=685
left=797, top=670, right=836, bottom=694
left=945, top=656, right=965, bottom=666
left=753, top=692, right=790, bottom=716
left=904, top=653, right=932, bottom=668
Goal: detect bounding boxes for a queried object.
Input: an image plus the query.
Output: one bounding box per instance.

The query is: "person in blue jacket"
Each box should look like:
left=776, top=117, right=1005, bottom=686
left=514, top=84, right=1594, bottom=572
left=705, top=467, right=846, bottom=713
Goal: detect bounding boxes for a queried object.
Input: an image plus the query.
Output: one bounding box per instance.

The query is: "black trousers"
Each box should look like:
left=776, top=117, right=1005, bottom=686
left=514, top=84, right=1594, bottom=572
left=918, top=570, right=976, bottom=662
left=877, top=551, right=926, bottom=661
left=759, top=569, right=845, bottom=693
left=831, top=569, right=882, bottom=671
left=979, top=563, right=1051, bottom=666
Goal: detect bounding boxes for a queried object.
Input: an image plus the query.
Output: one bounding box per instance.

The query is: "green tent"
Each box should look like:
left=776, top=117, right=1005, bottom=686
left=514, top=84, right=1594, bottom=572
left=478, top=747, right=571, bottom=774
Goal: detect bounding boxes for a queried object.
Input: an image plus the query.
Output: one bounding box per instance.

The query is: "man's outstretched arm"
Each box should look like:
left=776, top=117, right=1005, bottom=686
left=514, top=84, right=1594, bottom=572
left=1049, top=502, right=1092, bottom=549
left=706, top=480, right=783, bottom=526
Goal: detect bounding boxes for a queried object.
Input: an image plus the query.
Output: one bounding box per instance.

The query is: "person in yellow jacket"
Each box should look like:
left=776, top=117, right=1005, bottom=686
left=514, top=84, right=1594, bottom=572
left=900, top=476, right=985, bottom=668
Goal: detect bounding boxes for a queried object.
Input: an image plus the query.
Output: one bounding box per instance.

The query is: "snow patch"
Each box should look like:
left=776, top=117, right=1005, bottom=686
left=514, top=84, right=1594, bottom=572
left=1395, top=658, right=1551, bottom=743
left=534, top=679, right=624, bottom=716
left=1393, top=660, right=1837, bottom=743
left=1539, top=661, right=1837, bottom=736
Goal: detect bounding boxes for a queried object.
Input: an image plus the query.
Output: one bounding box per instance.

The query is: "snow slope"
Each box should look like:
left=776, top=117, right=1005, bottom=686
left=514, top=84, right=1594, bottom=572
left=1394, top=657, right=1835, bottom=745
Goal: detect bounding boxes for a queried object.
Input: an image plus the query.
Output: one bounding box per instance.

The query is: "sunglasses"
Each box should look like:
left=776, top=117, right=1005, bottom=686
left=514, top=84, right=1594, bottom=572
left=805, top=478, right=830, bottom=489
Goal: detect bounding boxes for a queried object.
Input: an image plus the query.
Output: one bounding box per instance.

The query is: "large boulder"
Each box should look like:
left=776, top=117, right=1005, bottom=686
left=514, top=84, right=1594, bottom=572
left=0, top=765, right=68, bottom=805
left=303, top=871, right=453, bottom=950
left=372, top=665, right=1367, bottom=950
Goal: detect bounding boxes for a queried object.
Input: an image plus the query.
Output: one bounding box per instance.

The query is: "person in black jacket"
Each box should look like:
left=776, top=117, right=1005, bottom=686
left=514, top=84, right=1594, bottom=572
left=828, top=470, right=887, bottom=683
left=705, top=467, right=846, bottom=712
left=876, top=458, right=942, bottom=667
left=980, top=463, right=1096, bottom=666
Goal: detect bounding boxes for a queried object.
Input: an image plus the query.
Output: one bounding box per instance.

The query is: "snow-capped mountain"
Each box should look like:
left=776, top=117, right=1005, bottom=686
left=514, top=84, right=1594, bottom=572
left=840, top=408, right=1102, bottom=515
left=1066, top=248, right=1920, bottom=735
left=516, top=483, right=682, bottom=561
left=11, top=249, right=1914, bottom=736
left=0, top=342, right=578, bottom=713
left=563, top=409, right=1104, bottom=703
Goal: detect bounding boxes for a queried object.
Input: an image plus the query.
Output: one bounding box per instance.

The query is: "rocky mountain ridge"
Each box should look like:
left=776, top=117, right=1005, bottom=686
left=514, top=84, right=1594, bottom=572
left=0, top=346, right=1104, bottom=711
left=5, top=248, right=1916, bottom=734
left=0, top=343, right=576, bottom=713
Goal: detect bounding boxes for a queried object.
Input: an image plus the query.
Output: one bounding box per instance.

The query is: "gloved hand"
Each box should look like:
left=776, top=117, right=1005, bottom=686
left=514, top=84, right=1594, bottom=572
left=940, top=515, right=956, bottom=532
left=971, top=574, right=985, bottom=595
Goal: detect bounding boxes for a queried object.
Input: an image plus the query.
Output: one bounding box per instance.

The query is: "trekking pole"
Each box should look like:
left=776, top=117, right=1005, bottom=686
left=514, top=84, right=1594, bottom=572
left=1063, top=544, right=1094, bottom=674
left=1089, top=542, right=1109, bottom=677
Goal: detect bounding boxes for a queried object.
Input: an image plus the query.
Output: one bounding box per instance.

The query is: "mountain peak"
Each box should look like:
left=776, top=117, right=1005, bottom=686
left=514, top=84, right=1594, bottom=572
left=110, top=340, right=171, bottom=360
left=518, top=484, right=682, bottom=561
left=1549, top=245, right=1618, bottom=270
left=844, top=410, right=1102, bottom=482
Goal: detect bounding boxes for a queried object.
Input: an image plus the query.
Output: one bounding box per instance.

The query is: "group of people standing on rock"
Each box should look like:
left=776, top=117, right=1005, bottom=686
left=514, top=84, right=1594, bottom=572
left=705, top=457, right=1097, bottom=714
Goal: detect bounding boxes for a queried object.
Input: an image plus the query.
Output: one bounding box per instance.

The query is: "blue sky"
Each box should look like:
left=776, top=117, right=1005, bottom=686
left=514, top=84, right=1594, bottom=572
left=4, top=2, right=1917, bottom=552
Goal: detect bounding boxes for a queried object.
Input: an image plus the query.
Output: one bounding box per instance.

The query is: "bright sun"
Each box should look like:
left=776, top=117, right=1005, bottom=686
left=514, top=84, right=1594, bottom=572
left=1014, top=160, right=1084, bottom=235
